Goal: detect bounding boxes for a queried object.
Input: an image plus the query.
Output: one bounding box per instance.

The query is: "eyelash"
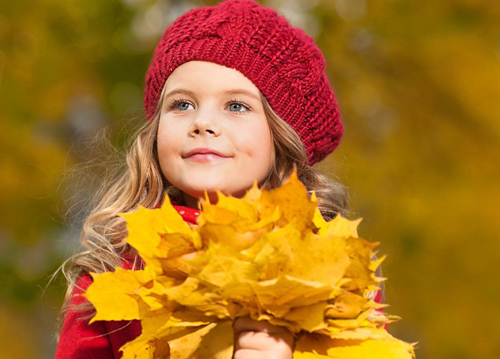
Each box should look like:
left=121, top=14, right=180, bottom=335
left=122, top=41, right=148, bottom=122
left=168, top=98, right=192, bottom=111
left=167, top=98, right=252, bottom=112
left=227, top=98, right=252, bottom=112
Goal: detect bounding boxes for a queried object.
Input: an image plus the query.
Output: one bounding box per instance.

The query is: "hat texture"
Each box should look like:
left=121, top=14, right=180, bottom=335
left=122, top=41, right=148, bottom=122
left=144, top=0, right=343, bottom=164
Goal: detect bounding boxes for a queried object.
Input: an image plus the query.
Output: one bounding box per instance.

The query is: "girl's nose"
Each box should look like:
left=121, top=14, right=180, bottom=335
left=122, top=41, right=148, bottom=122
left=188, top=111, right=221, bottom=137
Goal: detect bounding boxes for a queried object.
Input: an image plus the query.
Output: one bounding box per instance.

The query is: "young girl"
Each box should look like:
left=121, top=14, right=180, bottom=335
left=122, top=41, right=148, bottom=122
left=55, top=0, right=355, bottom=357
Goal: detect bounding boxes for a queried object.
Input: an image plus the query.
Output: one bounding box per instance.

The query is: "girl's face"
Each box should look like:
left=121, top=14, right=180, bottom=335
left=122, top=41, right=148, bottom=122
left=157, top=61, right=274, bottom=207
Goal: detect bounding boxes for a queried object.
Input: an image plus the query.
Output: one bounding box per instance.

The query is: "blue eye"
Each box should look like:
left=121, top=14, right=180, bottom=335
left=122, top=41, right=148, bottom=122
left=169, top=99, right=194, bottom=111
left=227, top=101, right=250, bottom=113
left=176, top=102, right=194, bottom=111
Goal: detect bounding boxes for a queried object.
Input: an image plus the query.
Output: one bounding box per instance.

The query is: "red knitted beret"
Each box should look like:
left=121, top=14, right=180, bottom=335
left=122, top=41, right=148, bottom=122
left=144, top=0, right=343, bottom=164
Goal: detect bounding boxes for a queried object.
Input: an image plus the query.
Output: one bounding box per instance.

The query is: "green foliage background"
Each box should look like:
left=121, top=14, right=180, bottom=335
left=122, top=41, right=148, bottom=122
left=1, top=0, right=499, bottom=358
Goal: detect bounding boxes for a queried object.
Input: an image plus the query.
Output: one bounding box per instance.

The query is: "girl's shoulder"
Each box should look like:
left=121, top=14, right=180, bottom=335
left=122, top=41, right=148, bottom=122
left=55, top=252, right=142, bottom=359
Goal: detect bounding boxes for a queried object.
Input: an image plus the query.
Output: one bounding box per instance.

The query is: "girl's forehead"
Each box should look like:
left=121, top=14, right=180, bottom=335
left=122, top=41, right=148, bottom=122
left=163, top=61, right=260, bottom=96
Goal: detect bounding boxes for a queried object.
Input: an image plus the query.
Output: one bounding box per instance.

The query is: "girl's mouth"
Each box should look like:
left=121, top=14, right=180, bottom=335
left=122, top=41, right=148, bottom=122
left=185, top=153, right=231, bottom=162
left=183, top=147, right=231, bottom=162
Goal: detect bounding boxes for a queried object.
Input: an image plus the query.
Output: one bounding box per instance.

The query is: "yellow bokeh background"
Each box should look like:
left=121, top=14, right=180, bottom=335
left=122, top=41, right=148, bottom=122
left=1, top=0, right=499, bottom=358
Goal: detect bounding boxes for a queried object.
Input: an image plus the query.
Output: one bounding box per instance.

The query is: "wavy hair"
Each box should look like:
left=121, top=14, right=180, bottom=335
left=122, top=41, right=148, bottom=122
left=58, top=93, right=349, bottom=325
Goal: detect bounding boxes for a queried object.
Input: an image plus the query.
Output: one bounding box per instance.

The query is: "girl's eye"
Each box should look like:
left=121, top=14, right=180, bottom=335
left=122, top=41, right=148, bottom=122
left=169, top=99, right=194, bottom=112
left=227, top=101, right=250, bottom=113
left=176, top=102, right=194, bottom=111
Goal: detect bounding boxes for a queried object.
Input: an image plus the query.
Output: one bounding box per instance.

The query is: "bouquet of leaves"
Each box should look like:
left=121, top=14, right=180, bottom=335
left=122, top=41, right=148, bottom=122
left=84, top=172, right=416, bottom=358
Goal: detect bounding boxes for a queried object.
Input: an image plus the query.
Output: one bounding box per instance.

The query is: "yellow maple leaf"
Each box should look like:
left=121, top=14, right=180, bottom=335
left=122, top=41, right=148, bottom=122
left=295, top=332, right=415, bottom=359
left=119, top=196, right=197, bottom=274
left=259, top=171, right=317, bottom=233
left=120, top=308, right=172, bottom=359
left=168, top=322, right=233, bottom=359
left=324, top=292, right=368, bottom=319
left=84, top=268, right=154, bottom=322
left=189, top=244, right=260, bottom=287
left=342, top=237, right=380, bottom=292
left=198, top=187, right=279, bottom=250
left=271, top=225, right=350, bottom=285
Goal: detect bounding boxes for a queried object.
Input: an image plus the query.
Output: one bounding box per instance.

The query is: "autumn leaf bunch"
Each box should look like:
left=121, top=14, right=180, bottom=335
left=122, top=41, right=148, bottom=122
left=84, top=172, right=416, bottom=358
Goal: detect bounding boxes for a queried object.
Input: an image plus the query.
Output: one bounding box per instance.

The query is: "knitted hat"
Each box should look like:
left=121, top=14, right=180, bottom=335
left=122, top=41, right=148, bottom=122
left=144, top=0, right=343, bottom=164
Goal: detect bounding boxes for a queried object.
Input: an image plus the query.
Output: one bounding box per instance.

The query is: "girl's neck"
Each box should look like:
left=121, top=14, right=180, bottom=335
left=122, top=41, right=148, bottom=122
left=181, top=192, right=200, bottom=209
left=180, top=191, right=221, bottom=209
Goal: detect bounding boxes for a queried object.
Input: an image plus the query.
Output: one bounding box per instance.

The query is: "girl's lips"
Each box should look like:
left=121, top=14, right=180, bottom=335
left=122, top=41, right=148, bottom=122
left=185, top=153, right=230, bottom=162
left=183, top=147, right=231, bottom=161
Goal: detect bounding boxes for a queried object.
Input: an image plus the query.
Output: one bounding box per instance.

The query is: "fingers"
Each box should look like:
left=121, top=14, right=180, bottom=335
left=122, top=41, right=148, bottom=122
left=233, top=348, right=273, bottom=359
left=233, top=317, right=294, bottom=359
left=236, top=330, right=278, bottom=351
left=233, top=317, right=292, bottom=338
left=233, top=338, right=293, bottom=359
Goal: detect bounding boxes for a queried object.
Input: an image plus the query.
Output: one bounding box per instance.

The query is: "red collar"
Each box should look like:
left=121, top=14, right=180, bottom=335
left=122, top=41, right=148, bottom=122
left=173, top=205, right=200, bottom=225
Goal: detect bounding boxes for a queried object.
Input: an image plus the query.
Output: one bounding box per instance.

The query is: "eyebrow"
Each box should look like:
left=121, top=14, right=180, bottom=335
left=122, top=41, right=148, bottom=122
left=164, top=88, right=261, bottom=101
left=221, top=89, right=261, bottom=101
left=164, top=89, right=196, bottom=99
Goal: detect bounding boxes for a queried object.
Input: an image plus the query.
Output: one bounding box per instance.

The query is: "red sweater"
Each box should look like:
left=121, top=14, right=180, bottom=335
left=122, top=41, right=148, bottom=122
left=55, top=206, right=384, bottom=358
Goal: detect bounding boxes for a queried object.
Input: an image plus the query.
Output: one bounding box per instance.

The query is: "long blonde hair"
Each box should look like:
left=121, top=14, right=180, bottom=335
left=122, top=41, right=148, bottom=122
left=59, top=92, right=349, bottom=322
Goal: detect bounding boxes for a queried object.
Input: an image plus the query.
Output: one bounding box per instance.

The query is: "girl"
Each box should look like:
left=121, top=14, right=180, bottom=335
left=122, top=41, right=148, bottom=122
left=56, top=0, right=355, bottom=357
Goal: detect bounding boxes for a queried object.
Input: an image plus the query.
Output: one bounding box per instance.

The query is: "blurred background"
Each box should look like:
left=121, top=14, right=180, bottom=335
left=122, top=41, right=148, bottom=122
left=1, top=0, right=499, bottom=358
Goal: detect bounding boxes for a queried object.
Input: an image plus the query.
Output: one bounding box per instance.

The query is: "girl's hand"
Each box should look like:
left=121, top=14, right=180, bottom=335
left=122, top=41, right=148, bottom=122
left=232, top=317, right=294, bottom=359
